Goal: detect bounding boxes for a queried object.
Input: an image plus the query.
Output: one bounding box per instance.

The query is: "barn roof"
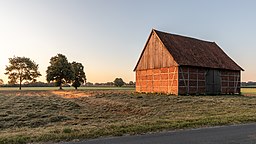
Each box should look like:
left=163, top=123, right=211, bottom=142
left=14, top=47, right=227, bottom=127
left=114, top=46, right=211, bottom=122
left=134, top=29, right=243, bottom=71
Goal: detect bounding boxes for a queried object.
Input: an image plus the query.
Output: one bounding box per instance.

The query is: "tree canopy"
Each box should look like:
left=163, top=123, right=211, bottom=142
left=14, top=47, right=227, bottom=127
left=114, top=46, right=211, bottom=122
left=5, top=56, right=41, bottom=90
left=46, top=54, right=75, bottom=90
left=114, top=78, right=125, bottom=87
left=71, top=62, right=86, bottom=89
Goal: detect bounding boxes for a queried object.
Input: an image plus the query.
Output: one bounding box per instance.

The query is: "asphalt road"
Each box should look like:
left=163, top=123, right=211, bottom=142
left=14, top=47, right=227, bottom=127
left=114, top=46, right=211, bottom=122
left=61, top=123, right=256, bottom=144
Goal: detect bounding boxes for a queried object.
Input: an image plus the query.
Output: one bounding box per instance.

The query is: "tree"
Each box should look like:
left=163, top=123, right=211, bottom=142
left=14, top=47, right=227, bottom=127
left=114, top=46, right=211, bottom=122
left=46, top=54, right=75, bottom=90
left=5, top=56, right=41, bottom=90
left=128, top=81, right=134, bottom=85
left=114, top=78, right=125, bottom=87
left=85, top=82, right=94, bottom=86
left=71, top=61, right=86, bottom=89
left=106, top=82, right=114, bottom=86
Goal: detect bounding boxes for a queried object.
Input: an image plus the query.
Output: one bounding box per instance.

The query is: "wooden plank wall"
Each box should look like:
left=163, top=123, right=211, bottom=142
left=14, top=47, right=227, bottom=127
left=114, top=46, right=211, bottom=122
left=220, top=70, right=241, bottom=94
left=178, top=66, right=206, bottom=95
left=136, top=31, right=178, bottom=70
left=178, top=67, right=241, bottom=95
left=137, top=67, right=241, bottom=95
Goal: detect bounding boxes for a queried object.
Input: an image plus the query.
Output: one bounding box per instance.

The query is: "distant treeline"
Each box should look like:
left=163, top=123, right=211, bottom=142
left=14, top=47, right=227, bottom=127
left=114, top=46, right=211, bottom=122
left=241, top=81, right=256, bottom=87
left=85, top=81, right=135, bottom=87
left=0, top=81, right=135, bottom=87
left=0, top=82, right=61, bottom=87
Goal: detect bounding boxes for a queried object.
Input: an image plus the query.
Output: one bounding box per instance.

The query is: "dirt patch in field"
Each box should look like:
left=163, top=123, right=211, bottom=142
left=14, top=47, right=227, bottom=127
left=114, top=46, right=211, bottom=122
left=51, top=91, right=93, bottom=98
left=243, top=94, right=256, bottom=97
left=0, top=91, right=53, bottom=97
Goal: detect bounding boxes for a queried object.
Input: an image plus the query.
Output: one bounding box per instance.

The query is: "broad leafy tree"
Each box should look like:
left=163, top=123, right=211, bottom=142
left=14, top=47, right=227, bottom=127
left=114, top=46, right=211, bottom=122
left=5, top=56, right=41, bottom=90
left=71, top=62, right=86, bottom=89
left=127, top=81, right=135, bottom=87
left=114, top=78, right=125, bottom=87
left=46, top=54, right=75, bottom=90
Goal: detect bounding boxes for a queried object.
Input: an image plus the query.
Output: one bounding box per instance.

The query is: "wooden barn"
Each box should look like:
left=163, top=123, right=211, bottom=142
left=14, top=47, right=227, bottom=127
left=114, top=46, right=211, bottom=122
left=134, top=29, right=244, bottom=95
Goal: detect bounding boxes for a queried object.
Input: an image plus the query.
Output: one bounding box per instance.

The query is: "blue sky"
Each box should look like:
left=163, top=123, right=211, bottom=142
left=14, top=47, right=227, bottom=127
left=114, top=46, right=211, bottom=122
left=0, top=0, right=255, bottom=83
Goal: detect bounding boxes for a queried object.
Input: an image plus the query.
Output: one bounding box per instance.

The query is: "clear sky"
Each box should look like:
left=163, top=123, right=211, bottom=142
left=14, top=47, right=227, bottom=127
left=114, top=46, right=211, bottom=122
left=0, top=0, right=255, bottom=84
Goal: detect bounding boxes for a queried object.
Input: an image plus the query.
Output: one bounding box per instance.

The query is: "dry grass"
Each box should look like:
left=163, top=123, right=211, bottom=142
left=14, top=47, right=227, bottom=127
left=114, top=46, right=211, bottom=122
left=241, top=88, right=256, bottom=96
left=1, top=90, right=256, bottom=143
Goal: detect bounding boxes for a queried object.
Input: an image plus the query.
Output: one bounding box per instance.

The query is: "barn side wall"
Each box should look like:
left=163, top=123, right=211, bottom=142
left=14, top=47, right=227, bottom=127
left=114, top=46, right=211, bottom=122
left=178, top=66, right=206, bottom=95
left=220, top=70, right=241, bottom=94
left=136, top=67, right=178, bottom=95
left=178, top=66, right=241, bottom=95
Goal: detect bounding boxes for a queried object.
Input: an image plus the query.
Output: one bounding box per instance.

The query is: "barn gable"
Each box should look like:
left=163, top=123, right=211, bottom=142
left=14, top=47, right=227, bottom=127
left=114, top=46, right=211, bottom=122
left=134, top=30, right=178, bottom=71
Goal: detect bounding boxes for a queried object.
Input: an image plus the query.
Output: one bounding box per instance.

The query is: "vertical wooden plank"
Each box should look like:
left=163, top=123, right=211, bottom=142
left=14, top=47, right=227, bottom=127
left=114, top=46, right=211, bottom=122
left=154, top=36, right=158, bottom=68
left=167, top=67, right=170, bottom=93
left=234, top=73, right=239, bottom=94
left=147, top=38, right=151, bottom=69
left=196, top=69, right=198, bottom=94
left=187, top=67, right=190, bottom=94
left=160, top=37, right=163, bottom=68
left=149, top=36, right=153, bottom=69
left=179, top=67, right=187, bottom=95
left=219, top=71, right=222, bottom=94
left=227, top=72, right=229, bottom=89
left=163, top=43, right=167, bottom=68
left=177, top=66, right=179, bottom=95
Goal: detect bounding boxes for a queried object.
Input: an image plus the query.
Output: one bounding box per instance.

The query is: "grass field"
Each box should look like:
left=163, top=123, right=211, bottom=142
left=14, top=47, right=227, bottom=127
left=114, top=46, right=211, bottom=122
left=0, top=88, right=256, bottom=143
left=241, top=88, right=256, bottom=95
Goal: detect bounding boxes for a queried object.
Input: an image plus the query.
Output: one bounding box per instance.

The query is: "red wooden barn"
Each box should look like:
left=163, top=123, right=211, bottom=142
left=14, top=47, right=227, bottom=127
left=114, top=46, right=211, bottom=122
left=134, top=29, right=244, bottom=95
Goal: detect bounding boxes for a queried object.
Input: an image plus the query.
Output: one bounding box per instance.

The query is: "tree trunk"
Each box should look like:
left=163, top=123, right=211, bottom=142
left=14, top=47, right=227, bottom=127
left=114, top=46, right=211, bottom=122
left=59, top=84, right=63, bottom=90
left=19, top=77, right=22, bottom=90
left=75, top=87, right=77, bottom=90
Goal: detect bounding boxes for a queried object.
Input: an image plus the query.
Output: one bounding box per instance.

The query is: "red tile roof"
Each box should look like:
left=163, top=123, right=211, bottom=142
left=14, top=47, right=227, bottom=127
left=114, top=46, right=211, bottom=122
left=153, top=29, right=243, bottom=71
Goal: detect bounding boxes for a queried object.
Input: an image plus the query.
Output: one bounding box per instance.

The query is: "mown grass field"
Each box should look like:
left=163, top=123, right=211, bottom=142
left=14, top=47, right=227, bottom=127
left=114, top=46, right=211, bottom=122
left=241, top=88, right=256, bottom=95
left=0, top=88, right=256, bottom=143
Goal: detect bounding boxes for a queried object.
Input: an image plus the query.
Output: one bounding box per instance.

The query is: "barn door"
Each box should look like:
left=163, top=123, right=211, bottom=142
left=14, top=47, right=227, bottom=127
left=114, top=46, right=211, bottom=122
left=206, top=69, right=221, bottom=95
